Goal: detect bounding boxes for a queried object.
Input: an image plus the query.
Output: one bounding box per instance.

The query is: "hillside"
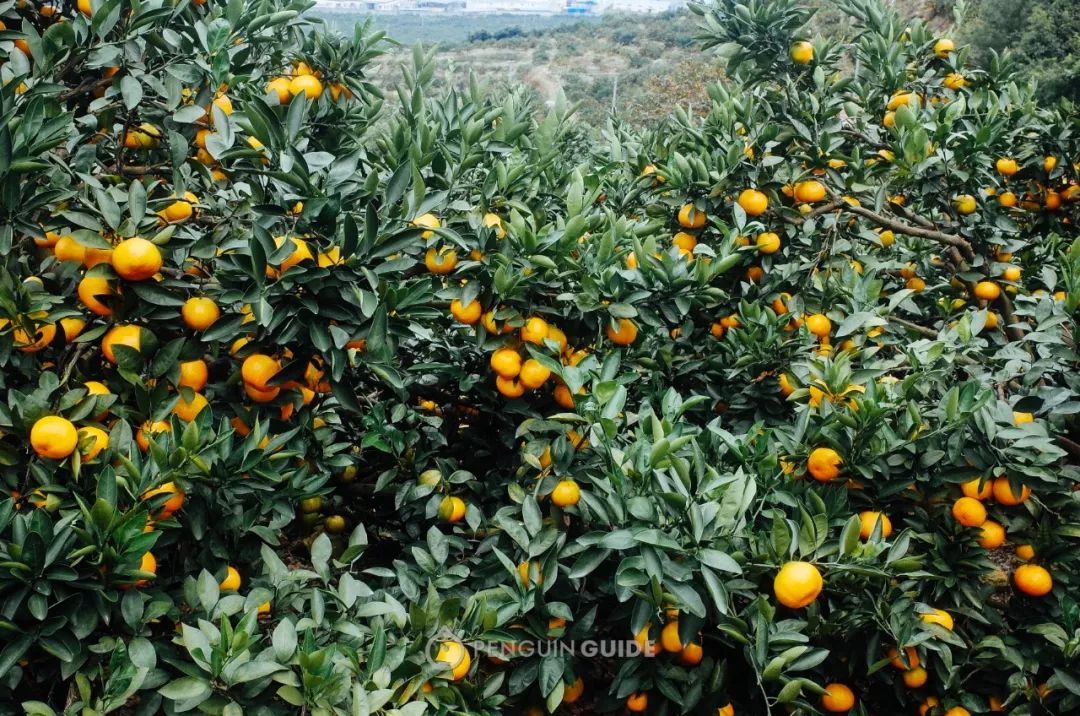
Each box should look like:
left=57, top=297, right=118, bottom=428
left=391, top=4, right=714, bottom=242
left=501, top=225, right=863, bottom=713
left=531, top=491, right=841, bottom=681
left=312, top=2, right=957, bottom=127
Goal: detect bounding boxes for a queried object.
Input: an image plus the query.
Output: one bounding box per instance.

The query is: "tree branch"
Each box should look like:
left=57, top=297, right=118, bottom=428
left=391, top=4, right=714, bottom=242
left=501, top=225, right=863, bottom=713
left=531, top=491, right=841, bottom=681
left=842, top=204, right=975, bottom=259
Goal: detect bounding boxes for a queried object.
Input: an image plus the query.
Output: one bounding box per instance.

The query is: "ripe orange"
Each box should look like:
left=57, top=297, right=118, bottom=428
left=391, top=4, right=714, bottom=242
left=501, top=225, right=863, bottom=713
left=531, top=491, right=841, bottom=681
left=219, top=566, right=241, bottom=592
left=673, top=231, right=698, bottom=255
left=992, top=477, right=1030, bottom=506
left=412, top=213, right=441, bottom=239
left=756, top=232, right=781, bottom=254
left=820, top=683, right=855, bottom=712
left=495, top=374, right=524, bottom=398
left=450, top=298, right=482, bottom=325
left=995, top=158, right=1019, bottom=176
left=159, top=196, right=194, bottom=223
left=954, top=194, right=977, bottom=215
left=136, top=421, right=171, bottom=452
left=677, top=641, right=703, bottom=666
left=112, top=238, right=163, bottom=281
left=77, top=426, right=109, bottom=461
left=562, top=676, right=584, bottom=704
left=858, top=511, right=893, bottom=539
left=266, top=77, right=292, bottom=104
left=77, top=276, right=116, bottom=316
left=54, top=235, right=87, bottom=263
left=906, top=276, right=926, bottom=291
left=439, top=495, right=466, bottom=523
left=288, top=74, right=323, bottom=100
left=903, top=667, right=928, bottom=688
left=519, top=359, right=551, bottom=390
left=434, top=640, right=471, bottom=681
left=960, top=478, right=993, bottom=500
left=521, top=317, right=549, bottom=344
left=30, top=416, right=79, bottom=459
left=173, top=392, right=209, bottom=422
left=178, top=359, right=209, bottom=391
left=805, top=313, right=831, bottom=337
left=490, top=348, right=522, bottom=379
left=944, top=708, right=970, bottom=716
left=142, top=481, right=184, bottom=519
left=978, top=520, right=1006, bottom=549
left=551, top=480, right=581, bottom=508
left=482, top=212, right=505, bottom=237
left=1013, top=564, right=1052, bottom=596
left=807, top=447, right=842, bottom=481
left=626, top=693, right=648, bottom=713
left=1012, top=411, right=1034, bottom=425
left=973, top=281, right=1001, bottom=301
left=424, top=247, right=457, bottom=274
left=790, top=40, right=813, bottom=64
left=952, top=497, right=987, bottom=527
left=889, top=646, right=920, bottom=670
left=920, top=608, right=953, bottom=630
left=677, top=203, right=706, bottom=229
left=101, top=325, right=141, bottom=364
left=633, top=624, right=661, bottom=656
left=181, top=297, right=220, bottom=331
left=1016, top=544, right=1035, bottom=561
left=246, top=383, right=280, bottom=403
left=737, top=188, right=768, bottom=216
left=998, top=191, right=1017, bottom=207
left=660, top=621, right=683, bottom=652
left=943, top=72, right=965, bottom=90
left=606, top=318, right=638, bottom=346
left=773, top=561, right=823, bottom=608
left=241, top=354, right=280, bottom=391
left=274, top=237, right=313, bottom=273
left=1002, top=265, right=1021, bottom=282
left=934, top=38, right=955, bottom=58
left=794, top=180, right=826, bottom=203
left=718, top=704, right=734, bottom=716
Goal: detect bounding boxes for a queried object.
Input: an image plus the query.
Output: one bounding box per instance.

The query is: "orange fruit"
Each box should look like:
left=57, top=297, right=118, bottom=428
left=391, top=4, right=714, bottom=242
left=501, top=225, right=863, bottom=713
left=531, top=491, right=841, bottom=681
left=30, top=416, right=79, bottom=459
left=858, top=511, right=893, bottom=539
left=1002, top=265, right=1021, bottom=282
left=790, top=40, right=813, bottom=64
left=266, top=77, right=292, bottom=104
left=434, top=640, right=471, bottom=681
left=794, top=180, right=826, bottom=203
left=412, top=213, right=441, bottom=239
left=920, top=608, right=953, bottom=631
left=274, top=236, right=313, bottom=273
left=518, top=359, right=551, bottom=390
left=77, top=276, right=116, bottom=317
left=673, top=231, right=698, bottom=255
left=805, top=313, right=831, bottom=337
left=178, top=359, right=209, bottom=391
left=159, top=197, right=194, bottom=223
left=77, top=426, right=109, bottom=461
left=112, top=238, right=163, bottom=281
left=889, top=646, right=920, bottom=670
left=820, top=683, right=855, bottom=712
left=439, top=495, right=466, bottom=523
left=952, top=497, right=987, bottom=527
left=562, top=676, right=584, bottom=704
left=450, top=298, right=482, bottom=325
left=606, top=318, right=638, bottom=346
left=490, top=348, right=522, bottom=379
left=807, top=447, right=842, bottom=481
left=659, top=620, right=683, bottom=652
left=999, top=191, right=1017, bottom=207
left=241, top=354, right=280, bottom=391
left=992, top=477, right=1030, bottom=506
left=1013, top=564, right=1052, bottom=596
left=496, top=375, right=525, bottom=398
left=136, top=421, right=171, bottom=452
left=677, top=203, right=706, bottom=229
left=173, top=392, right=209, bottom=422
left=974, top=281, right=1001, bottom=301
left=101, top=325, right=141, bottom=364
left=978, top=520, right=1006, bottom=549
left=219, top=566, right=241, bottom=591
left=626, top=693, right=648, bottom=713
left=54, top=235, right=87, bottom=263
left=181, top=297, right=220, bottom=331
left=995, top=158, right=1019, bottom=176
left=520, top=317, right=549, bottom=344
left=960, top=478, right=993, bottom=500
left=288, top=74, right=323, bottom=100
left=756, top=232, right=781, bottom=254
left=934, top=38, right=955, bottom=58
left=1016, top=544, right=1035, bottom=561
left=678, top=642, right=703, bottom=666
left=737, top=188, right=768, bottom=216
left=142, top=481, right=184, bottom=519
left=903, top=667, right=928, bottom=688
left=324, top=515, right=346, bottom=534
left=633, top=625, right=661, bottom=657
left=551, top=480, right=580, bottom=507
left=424, top=247, right=458, bottom=274
left=954, top=194, right=977, bottom=215
left=773, top=561, right=823, bottom=608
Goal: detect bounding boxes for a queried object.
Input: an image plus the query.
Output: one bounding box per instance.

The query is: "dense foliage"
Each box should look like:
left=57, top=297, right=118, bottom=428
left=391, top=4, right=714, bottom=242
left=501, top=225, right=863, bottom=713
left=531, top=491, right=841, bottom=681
left=1, top=0, right=1079, bottom=714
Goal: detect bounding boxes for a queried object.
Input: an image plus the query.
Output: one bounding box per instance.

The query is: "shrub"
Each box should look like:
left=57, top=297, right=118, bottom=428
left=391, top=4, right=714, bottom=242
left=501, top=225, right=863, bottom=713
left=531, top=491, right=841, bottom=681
left=0, top=0, right=1078, bottom=714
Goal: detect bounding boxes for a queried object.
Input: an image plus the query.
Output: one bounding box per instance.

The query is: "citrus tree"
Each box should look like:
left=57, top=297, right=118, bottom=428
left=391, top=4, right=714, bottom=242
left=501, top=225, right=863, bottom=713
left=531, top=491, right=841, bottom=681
left=1, top=0, right=1079, bottom=714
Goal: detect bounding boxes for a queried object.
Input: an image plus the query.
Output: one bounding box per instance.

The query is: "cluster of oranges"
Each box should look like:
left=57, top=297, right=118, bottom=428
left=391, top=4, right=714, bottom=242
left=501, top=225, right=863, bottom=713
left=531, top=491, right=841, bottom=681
left=265, top=60, right=354, bottom=105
